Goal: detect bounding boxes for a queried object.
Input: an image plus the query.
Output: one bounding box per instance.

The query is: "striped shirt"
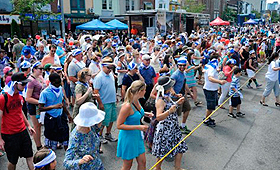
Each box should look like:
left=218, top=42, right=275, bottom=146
left=229, top=76, right=240, bottom=97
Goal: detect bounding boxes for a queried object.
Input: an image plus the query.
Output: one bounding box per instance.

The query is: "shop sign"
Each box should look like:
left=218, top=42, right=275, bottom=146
left=0, top=15, right=20, bottom=25
left=67, top=18, right=92, bottom=24
left=25, top=14, right=62, bottom=21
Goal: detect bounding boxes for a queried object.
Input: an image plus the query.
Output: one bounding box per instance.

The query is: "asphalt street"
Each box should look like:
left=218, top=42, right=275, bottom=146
left=1, top=65, right=280, bottom=170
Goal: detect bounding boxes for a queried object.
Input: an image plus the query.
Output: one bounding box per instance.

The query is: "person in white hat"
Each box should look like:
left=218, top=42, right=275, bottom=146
left=63, top=102, right=105, bottom=170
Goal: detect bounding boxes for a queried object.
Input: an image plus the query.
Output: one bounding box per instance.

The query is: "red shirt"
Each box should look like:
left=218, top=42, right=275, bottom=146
left=0, top=93, right=26, bottom=135
left=223, top=65, right=233, bottom=82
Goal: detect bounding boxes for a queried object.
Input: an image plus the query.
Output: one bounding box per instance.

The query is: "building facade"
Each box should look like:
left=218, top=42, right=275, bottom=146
left=244, top=0, right=266, bottom=13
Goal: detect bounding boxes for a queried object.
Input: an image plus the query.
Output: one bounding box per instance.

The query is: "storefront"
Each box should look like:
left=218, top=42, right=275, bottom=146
left=64, top=14, right=99, bottom=32
left=0, top=14, right=21, bottom=38
left=23, top=14, right=61, bottom=38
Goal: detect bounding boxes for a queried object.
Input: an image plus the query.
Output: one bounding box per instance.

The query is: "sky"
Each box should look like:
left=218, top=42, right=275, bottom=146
left=267, top=0, right=280, bottom=3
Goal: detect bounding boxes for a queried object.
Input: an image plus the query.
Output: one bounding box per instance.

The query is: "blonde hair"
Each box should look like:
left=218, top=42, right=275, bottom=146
left=78, top=68, right=91, bottom=82
left=124, top=80, right=146, bottom=103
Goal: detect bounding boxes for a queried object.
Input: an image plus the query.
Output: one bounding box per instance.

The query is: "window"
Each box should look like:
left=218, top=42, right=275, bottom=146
left=132, top=0, right=135, bottom=10
left=102, top=0, right=107, bottom=9
left=159, top=3, right=163, bottom=8
left=109, top=0, right=112, bottom=9
left=71, top=0, right=78, bottom=9
left=70, top=0, right=85, bottom=12
left=79, top=0, right=85, bottom=9
left=126, top=0, right=130, bottom=11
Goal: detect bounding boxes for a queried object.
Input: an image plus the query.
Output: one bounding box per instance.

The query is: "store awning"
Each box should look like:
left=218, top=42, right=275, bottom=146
left=76, top=19, right=114, bottom=30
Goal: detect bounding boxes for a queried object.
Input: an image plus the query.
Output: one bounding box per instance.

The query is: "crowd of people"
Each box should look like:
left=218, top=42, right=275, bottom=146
left=1, top=24, right=280, bottom=170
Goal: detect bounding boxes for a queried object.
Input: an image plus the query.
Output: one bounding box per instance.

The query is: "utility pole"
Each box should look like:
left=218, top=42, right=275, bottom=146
left=60, top=0, right=66, bottom=40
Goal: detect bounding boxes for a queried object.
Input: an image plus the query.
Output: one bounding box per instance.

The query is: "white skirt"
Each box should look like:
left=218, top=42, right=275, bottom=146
left=246, top=69, right=255, bottom=78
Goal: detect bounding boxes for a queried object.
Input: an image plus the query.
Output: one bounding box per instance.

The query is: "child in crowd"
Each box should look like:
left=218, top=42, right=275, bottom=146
left=34, top=148, right=57, bottom=170
left=228, top=68, right=245, bottom=118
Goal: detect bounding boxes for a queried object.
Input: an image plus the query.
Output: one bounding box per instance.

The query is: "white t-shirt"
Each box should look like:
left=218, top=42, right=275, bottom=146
left=265, top=61, right=279, bottom=81
left=203, top=66, right=219, bottom=91
left=150, top=53, right=161, bottom=73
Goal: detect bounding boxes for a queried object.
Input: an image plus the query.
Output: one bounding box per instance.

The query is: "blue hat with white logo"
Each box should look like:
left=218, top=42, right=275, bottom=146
left=23, top=48, right=31, bottom=56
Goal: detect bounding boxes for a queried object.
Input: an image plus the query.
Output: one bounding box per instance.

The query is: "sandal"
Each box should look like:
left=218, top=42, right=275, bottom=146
left=260, top=101, right=268, bottom=106
left=0, top=151, right=5, bottom=158
left=194, top=101, right=202, bottom=106
left=275, top=102, right=280, bottom=107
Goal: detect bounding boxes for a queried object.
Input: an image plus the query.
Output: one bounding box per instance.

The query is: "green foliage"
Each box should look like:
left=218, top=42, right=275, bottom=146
left=271, top=11, right=280, bottom=23
left=222, top=7, right=237, bottom=22
left=11, top=0, right=55, bottom=20
left=251, top=10, right=261, bottom=19
left=10, top=19, right=21, bottom=38
left=183, top=0, right=205, bottom=13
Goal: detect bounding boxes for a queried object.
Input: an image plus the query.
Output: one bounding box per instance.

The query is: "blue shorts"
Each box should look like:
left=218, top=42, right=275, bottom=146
left=103, top=103, right=117, bottom=126
left=203, top=89, right=218, bottom=110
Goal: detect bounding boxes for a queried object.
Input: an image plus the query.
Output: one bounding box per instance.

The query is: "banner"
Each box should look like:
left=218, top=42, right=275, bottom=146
left=156, top=11, right=166, bottom=36
left=0, top=15, right=20, bottom=25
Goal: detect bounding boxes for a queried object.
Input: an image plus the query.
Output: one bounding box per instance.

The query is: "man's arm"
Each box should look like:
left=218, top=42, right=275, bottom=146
left=93, top=89, right=104, bottom=110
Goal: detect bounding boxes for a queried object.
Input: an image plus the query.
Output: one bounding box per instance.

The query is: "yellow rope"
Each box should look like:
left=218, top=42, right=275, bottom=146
left=149, top=61, right=268, bottom=170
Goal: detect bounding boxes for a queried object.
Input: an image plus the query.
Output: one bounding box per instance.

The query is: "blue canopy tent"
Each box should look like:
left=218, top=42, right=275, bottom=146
left=243, top=19, right=258, bottom=25
left=106, top=19, right=128, bottom=30
left=76, top=19, right=114, bottom=30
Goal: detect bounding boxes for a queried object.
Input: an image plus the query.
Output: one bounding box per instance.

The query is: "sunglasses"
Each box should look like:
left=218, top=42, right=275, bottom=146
left=18, top=82, right=28, bottom=86
left=107, top=66, right=115, bottom=70
left=51, top=50, right=56, bottom=53
left=178, top=64, right=186, bottom=67
left=57, top=71, right=62, bottom=74
left=37, top=67, right=44, bottom=70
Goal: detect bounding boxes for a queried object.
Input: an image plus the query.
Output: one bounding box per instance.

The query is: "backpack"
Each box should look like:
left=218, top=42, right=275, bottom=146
left=1, top=92, right=9, bottom=114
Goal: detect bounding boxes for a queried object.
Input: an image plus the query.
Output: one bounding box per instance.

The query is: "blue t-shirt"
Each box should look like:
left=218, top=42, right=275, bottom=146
left=171, top=69, right=186, bottom=94
left=56, top=46, right=66, bottom=65
left=139, top=65, right=156, bottom=85
left=93, top=71, right=116, bottom=104
left=38, top=86, right=63, bottom=117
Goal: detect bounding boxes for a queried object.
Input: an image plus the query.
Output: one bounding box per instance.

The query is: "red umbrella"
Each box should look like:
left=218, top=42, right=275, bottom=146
left=210, top=17, right=230, bottom=26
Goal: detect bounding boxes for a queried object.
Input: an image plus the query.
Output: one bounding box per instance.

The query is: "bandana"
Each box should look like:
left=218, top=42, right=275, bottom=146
left=76, top=81, right=89, bottom=88
left=3, top=81, right=17, bottom=96
left=49, top=83, right=62, bottom=98
left=204, top=59, right=219, bottom=70
left=34, top=149, right=56, bottom=168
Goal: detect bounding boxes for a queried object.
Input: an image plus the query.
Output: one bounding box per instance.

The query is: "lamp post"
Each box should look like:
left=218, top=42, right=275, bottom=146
left=60, top=0, right=65, bottom=40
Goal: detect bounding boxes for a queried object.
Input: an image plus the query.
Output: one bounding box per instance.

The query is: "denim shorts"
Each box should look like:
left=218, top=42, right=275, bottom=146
left=203, top=89, right=218, bottom=110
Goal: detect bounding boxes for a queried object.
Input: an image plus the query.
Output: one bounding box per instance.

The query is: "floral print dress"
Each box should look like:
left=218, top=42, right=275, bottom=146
left=63, top=126, right=104, bottom=170
left=152, top=97, right=188, bottom=158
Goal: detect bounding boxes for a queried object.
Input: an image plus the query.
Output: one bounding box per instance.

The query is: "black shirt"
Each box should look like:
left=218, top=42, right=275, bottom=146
left=122, top=73, right=140, bottom=90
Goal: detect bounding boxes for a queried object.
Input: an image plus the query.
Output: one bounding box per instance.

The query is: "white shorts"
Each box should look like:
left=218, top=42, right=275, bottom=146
left=246, top=69, right=255, bottom=78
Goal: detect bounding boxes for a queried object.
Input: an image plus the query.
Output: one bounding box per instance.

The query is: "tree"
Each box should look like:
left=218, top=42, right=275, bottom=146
left=183, top=0, right=205, bottom=13
left=271, top=10, right=280, bottom=23
left=251, top=10, right=261, bottom=19
left=11, top=19, right=21, bottom=38
left=11, top=0, right=55, bottom=20
left=222, top=6, right=237, bottom=22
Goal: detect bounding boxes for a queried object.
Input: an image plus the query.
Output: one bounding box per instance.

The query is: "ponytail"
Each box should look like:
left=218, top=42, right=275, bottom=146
left=124, top=80, right=146, bottom=104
